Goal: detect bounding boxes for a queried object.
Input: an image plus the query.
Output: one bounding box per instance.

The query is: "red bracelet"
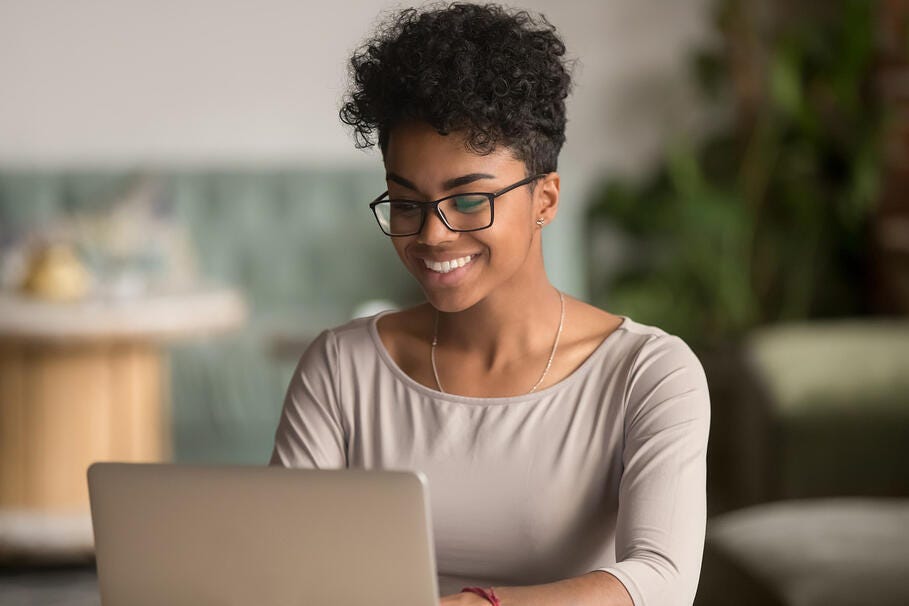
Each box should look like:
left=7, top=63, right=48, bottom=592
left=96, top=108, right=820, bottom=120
left=461, top=586, right=501, bottom=605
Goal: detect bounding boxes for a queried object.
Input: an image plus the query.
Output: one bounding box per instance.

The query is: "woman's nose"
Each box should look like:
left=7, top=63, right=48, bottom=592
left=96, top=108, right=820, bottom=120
left=417, top=207, right=455, bottom=245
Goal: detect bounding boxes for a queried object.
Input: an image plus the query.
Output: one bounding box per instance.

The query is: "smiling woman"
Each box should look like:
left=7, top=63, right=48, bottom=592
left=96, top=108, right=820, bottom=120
left=269, top=4, right=711, bottom=606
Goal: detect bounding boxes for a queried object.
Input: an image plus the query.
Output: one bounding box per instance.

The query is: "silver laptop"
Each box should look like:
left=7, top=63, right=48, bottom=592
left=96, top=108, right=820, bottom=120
left=87, top=462, right=439, bottom=606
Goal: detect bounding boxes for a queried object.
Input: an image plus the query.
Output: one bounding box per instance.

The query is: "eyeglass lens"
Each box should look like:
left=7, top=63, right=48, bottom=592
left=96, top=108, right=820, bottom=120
left=374, top=194, right=492, bottom=235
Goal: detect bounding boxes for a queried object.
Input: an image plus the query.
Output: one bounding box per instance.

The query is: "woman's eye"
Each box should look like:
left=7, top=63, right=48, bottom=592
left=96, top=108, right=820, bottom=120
left=396, top=203, right=422, bottom=216
left=453, top=196, right=489, bottom=213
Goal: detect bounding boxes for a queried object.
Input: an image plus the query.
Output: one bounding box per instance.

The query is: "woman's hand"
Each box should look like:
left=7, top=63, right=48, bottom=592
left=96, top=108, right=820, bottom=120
left=439, top=591, right=491, bottom=605
left=438, top=572, right=634, bottom=605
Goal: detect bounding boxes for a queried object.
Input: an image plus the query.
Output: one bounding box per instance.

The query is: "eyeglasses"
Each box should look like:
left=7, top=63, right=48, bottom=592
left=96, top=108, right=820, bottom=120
left=369, top=173, right=547, bottom=237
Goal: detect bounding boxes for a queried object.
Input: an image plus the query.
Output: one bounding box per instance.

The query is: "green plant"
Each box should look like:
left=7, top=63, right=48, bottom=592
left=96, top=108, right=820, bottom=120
left=587, top=0, right=884, bottom=348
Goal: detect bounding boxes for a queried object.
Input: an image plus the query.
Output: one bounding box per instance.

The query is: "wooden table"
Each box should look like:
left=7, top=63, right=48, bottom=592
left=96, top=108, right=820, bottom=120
left=0, top=288, right=246, bottom=563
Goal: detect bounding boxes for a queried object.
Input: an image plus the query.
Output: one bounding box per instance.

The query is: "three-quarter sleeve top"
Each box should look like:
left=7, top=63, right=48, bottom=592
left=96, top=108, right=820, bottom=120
left=269, top=312, right=711, bottom=606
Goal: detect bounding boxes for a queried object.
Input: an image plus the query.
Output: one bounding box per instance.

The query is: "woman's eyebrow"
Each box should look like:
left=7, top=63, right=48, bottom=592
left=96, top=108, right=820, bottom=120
left=442, top=173, right=496, bottom=190
left=386, top=172, right=418, bottom=190
left=385, top=172, right=496, bottom=192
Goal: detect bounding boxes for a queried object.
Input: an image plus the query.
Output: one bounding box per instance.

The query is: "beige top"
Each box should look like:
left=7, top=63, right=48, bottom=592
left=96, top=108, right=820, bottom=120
left=269, top=312, right=711, bottom=606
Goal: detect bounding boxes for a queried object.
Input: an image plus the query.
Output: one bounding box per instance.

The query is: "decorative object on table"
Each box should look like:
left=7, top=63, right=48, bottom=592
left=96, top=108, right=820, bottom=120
left=19, top=242, right=92, bottom=302
left=69, top=175, right=198, bottom=300
left=1, top=174, right=199, bottom=301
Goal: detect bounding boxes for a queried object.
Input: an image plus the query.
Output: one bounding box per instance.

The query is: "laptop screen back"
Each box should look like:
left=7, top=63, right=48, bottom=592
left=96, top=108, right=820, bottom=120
left=87, top=463, right=439, bottom=606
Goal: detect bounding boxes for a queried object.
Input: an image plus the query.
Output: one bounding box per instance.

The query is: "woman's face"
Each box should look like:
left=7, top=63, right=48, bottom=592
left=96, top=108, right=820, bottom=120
left=382, top=121, right=556, bottom=312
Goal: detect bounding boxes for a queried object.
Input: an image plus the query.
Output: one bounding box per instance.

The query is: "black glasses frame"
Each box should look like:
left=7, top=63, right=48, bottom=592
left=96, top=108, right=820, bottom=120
left=369, top=173, right=548, bottom=237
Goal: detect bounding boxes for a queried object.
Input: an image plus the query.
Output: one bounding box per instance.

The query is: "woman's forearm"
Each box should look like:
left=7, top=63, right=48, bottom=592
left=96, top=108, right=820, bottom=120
left=459, top=570, right=634, bottom=606
left=497, top=571, right=633, bottom=606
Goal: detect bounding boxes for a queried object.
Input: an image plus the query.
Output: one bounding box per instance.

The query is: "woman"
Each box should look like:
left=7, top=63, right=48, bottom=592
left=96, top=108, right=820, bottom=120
left=270, top=4, right=711, bottom=605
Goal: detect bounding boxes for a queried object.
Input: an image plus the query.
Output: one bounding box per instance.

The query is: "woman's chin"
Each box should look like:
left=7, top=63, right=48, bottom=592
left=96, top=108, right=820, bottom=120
left=413, top=260, right=484, bottom=312
left=422, top=288, right=480, bottom=314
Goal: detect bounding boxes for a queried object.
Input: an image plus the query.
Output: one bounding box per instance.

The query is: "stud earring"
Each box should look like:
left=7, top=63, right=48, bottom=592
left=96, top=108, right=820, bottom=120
left=536, top=218, right=545, bottom=226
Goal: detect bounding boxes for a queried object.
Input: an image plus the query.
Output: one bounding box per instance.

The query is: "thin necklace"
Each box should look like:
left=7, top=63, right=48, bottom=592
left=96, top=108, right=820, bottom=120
left=431, top=290, right=566, bottom=395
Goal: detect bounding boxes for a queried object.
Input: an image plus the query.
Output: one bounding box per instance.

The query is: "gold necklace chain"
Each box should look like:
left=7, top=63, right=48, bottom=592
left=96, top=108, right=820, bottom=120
left=430, top=290, right=565, bottom=395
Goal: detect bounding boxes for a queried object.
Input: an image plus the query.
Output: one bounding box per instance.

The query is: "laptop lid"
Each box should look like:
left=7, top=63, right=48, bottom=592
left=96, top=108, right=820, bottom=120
left=87, top=462, right=439, bottom=606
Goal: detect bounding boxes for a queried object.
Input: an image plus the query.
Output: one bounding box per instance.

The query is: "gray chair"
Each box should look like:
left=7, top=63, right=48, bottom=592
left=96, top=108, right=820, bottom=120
left=698, top=498, right=909, bottom=606
left=696, top=318, right=909, bottom=606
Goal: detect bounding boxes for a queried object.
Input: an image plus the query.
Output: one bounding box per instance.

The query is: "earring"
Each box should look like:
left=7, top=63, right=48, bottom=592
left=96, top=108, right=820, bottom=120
left=536, top=218, right=545, bottom=226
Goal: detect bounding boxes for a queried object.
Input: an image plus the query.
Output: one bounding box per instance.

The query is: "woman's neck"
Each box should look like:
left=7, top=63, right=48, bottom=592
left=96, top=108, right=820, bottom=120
left=432, top=277, right=564, bottom=372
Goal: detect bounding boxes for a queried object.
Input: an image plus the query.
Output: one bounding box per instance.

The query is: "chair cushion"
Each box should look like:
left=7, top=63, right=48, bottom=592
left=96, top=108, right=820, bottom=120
left=741, top=320, right=909, bottom=498
left=697, top=498, right=909, bottom=606
left=744, top=319, right=909, bottom=414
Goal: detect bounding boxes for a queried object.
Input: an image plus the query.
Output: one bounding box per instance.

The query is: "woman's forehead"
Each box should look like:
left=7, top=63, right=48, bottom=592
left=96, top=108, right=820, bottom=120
left=384, top=122, right=525, bottom=186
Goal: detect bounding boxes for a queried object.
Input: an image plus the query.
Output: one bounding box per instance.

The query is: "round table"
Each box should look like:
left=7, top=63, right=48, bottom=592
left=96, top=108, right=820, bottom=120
left=0, top=287, right=247, bottom=563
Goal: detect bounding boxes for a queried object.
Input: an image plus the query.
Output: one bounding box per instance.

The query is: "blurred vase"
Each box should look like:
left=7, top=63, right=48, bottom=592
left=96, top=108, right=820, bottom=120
left=20, top=243, right=92, bottom=302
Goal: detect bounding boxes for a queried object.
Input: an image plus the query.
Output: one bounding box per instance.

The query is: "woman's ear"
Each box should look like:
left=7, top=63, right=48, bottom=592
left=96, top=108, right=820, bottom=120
left=534, top=172, right=560, bottom=227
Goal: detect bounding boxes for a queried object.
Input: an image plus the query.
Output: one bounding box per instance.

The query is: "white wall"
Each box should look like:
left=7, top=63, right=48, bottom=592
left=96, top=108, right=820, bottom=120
left=0, top=0, right=711, bottom=295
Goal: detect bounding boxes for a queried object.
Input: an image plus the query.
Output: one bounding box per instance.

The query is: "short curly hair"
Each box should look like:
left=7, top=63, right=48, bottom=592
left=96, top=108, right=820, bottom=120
left=339, top=2, right=573, bottom=175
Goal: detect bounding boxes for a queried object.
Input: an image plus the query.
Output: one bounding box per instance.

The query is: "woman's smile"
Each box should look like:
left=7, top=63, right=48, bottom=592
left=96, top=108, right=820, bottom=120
left=421, top=253, right=477, bottom=273
left=417, top=252, right=482, bottom=285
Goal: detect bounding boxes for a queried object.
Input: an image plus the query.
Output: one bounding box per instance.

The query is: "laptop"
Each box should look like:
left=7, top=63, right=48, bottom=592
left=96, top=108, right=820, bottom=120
left=87, top=462, right=440, bottom=606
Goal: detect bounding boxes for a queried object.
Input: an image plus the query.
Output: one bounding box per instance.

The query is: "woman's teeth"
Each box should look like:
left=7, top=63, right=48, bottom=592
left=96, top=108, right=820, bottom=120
left=424, top=255, right=474, bottom=274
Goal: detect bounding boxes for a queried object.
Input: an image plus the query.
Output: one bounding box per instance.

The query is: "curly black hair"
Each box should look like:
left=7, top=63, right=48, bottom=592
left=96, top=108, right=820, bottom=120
left=340, top=2, right=573, bottom=175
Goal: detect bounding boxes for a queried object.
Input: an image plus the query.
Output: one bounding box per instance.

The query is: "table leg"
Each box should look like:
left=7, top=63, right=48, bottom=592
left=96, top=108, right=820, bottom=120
left=0, top=340, right=170, bottom=561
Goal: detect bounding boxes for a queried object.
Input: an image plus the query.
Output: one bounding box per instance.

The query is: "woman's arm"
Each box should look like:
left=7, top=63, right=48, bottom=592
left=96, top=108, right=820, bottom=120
left=442, top=334, right=710, bottom=606
left=595, top=334, right=711, bottom=606
left=269, top=329, right=347, bottom=469
left=441, top=570, right=633, bottom=605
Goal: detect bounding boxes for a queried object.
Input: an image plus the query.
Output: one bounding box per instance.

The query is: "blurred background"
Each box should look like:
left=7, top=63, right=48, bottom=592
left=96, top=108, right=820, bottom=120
left=0, top=0, right=907, bottom=605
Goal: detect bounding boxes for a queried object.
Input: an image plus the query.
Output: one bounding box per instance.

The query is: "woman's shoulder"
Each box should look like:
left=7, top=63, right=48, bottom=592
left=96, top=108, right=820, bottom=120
left=570, top=299, right=695, bottom=353
left=563, top=299, right=703, bottom=377
left=613, top=314, right=708, bottom=395
left=373, top=303, right=433, bottom=372
left=312, top=304, right=430, bottom=359
left=302, top=312, right=386, bottom=361
left=547, top=298, right=620, bottom=375
left=373, top=303, right=432, bottom=340
left=564, top=297, right=625, bottom=344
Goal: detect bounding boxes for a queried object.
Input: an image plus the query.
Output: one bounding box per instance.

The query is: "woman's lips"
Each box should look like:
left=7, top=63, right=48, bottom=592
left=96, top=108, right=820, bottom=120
left=422, top=254, right=475, bottom=274
left=418, top=253, right=481, bottom=284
